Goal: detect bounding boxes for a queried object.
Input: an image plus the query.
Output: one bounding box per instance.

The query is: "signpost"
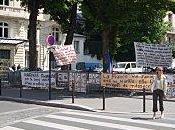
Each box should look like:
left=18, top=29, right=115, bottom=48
left=46, top=34, right=55, bottom=100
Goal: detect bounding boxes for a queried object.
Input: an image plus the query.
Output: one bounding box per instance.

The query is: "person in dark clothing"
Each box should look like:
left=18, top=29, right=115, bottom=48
left=12, top=64, right=16, bottom=71
left=17, top=64, right=21, bottom=70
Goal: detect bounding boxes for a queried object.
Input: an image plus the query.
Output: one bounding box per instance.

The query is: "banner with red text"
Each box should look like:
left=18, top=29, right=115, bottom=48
left=53, top=45, right=77, bottom=65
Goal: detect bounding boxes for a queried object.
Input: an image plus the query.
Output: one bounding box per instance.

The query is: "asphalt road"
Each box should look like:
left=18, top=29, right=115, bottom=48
left=0, top=101, right=60, bottom=128
left=0, top=103, right=175, bottom=130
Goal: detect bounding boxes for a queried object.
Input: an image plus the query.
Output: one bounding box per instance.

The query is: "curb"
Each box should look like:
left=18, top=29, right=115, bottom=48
left=0, top=96, right=96, bottom=112
left=131, top=96, right=175, bottom=102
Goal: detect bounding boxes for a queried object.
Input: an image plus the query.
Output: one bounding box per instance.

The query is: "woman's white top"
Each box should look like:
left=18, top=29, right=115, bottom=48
left=151, top=75, right=167, bottom=94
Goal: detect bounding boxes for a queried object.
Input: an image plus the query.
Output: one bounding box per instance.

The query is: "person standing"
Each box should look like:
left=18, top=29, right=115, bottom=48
left=151, top=67, right=167, bottom=119
left=17, top=64, right=21, bottom=70
left=11, top=64, right=16, bottom=71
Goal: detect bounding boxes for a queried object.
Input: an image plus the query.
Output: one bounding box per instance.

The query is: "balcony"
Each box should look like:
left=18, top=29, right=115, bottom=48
left=0, top=5, right=29, bottom=19
left=0, top=5, right=50, bottom=21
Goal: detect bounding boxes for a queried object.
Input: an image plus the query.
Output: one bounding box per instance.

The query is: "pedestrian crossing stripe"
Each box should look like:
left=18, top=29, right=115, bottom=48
left=45, top=115, right=154, bottom=130
left=23, top=119, right=89, bottom=130
left=0, top=126, right=25, bottom=130
left=1, top=111, right=175, bottom=130
left=61, top=111, right=175, bottom=129
left=166, top=117, right=175, bottom=121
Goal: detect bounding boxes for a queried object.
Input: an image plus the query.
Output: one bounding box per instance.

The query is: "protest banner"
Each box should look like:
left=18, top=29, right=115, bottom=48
left=69, top=72, right=87, bottom=93
left=21, top=72, right=56, bottom=87
left=57, top=72, right=69, bottom=82
left=134, top=42, right=172, bottom=68
left=53, top=45, right=77, bottom=65
left=87, top=73, right=101, bottom=84
left=166, top=75, right=175, bottom=97
left=101, top=73, right=175, bottom=97
left=101, top=73, right=154, bottom=90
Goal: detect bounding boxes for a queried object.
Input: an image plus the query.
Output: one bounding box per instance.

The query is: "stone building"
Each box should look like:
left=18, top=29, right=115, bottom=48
left=0, top=0, right=102, bottom=79
left=0, top=0, right=62, bottom=78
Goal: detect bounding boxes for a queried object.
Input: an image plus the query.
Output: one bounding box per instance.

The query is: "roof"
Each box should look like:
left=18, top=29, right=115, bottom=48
left=0, top=38, right=28, bottom=45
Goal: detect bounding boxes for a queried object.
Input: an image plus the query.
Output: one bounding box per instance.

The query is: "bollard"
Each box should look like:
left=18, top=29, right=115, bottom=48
left=103, top=86, right=105, bottom=110
left=19, top=85, right=22, bottom=98
left=72, top=81, right=75, bottom=103
left=48, top=51, right=52, bottom=100
left=143, top=88, right=146, bottom=112
left=0, top=79, right=1, bottom=96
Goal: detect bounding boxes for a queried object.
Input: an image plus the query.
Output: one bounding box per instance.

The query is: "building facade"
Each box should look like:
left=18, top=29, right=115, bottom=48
left=0, top=0, right=62, bottom=76
left=0, top=0, right=102, bottom=77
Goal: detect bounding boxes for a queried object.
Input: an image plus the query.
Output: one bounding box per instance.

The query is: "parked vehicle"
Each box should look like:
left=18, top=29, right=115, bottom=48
left=76, top=62, right=102, bottom=72
left=113, top=62, right=145, bottom=73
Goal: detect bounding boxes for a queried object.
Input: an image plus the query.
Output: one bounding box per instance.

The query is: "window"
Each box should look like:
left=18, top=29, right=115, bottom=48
left=116, top=63, right=126, bottom=68
left=74, top=41, right=80, bottom=53
left=131, top=63, right=136, bottom=68
left=168, top=37, right=171, bottom=43
left=83, top=45, right=89, bottom=55
left=168, top=13, right=173, bottom=23
left=126, top=63, right=130, bottom=69
left=25, top=51, right=29, bottom=67
left=52, top=27, right=60, bottom=45
left=0, top=50, right=10, bottom=59
left=0, top=0, right=9, bottom=6
left=0, top=22, right=8, bottom=38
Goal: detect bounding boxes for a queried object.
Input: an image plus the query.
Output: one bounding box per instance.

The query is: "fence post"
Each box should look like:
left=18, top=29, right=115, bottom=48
left=0, top=79, right=1, bottom=96
left=143, top=88, right=146, bottom=112
left=48, top=51, right=52, bottom=100
left=103, top=86, right=105, bottom=110
left=19, top=85, right=22, bottom=98
left=72, top=81, right=75, bottom=103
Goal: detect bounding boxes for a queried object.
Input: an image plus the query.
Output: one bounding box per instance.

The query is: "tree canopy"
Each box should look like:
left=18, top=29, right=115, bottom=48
left=81, top=0, right=175, bottom=62
left=43, top=0, right=79, bottom=45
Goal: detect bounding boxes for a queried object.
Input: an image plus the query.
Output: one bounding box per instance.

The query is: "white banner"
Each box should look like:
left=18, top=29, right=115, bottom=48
left=53, top=45, right=77, bottom=65
left=21, top=72, right=56, bottom=87
left=134, top=42, right=172, bottom=68
left=69, top=72, right=87, bottom=93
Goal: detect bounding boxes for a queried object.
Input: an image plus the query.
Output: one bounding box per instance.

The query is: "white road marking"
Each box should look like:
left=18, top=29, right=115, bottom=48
left=165, top=117, right=175, bottom=121
left=62, top=111, right=175, bottom=128
left=45, top=115, right=154, bottom=130
left=23, top=119, right=89, bottom=130
left=0, top=106, right=45, bottom=116
left=0, top=126, right=25, bottom=130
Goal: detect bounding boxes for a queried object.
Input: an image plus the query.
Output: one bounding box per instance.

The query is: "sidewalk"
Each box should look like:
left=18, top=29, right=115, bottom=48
left=0, top=88, right=175, bottom=113
left=1, top=94, right=175, bottom=114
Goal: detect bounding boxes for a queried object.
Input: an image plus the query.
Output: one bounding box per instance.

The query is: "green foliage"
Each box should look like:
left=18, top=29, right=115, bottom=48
left=43, top=0, right=70, bottom=32
left=81, top=0, right=175, bottom=61
left=43, top=0, right=79, bottom=33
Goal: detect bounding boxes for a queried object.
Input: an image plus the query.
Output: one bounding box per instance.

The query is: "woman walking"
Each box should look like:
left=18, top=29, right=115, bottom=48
left=151, top=67, right=167, bottom=119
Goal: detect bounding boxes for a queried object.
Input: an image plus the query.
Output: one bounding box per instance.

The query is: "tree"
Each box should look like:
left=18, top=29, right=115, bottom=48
left=18, top=0, right=79, bottom=70
left=43, top=0, right=78, bottom=45
left=43, top=0, right=79, bottom=70
left=81, top=0, right=118, bottom=72
left=81, top=0, right=175, bottom=64
left=18, top=0, right=42, bottom=71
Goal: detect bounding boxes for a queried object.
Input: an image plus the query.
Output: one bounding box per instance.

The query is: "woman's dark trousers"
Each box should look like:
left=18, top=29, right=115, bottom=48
left=153, top=89, right=164, bottom=112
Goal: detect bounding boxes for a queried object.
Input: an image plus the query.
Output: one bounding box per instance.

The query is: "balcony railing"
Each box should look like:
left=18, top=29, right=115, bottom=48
left=0, top=5, right=50, bottom=21
left=0, top=5, right=25, bottom=13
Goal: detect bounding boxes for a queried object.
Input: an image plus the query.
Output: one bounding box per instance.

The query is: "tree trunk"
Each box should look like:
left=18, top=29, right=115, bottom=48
left=28, top=0, right=40, bottom=71
left=62, top=2, right=77, bottom=70
left=64, top=3, right=77, bottom=45
left=102, top=27, right=110, bottom=73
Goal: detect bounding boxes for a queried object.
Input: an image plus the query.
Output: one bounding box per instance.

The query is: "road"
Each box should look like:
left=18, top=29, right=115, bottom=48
left=0, top=101, right=60, bottom=128
left=0, top=101, right=175, bottom=130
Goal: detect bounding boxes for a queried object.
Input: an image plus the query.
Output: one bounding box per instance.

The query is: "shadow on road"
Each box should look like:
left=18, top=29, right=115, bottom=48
left=131, top=117, right=153, bottom=120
